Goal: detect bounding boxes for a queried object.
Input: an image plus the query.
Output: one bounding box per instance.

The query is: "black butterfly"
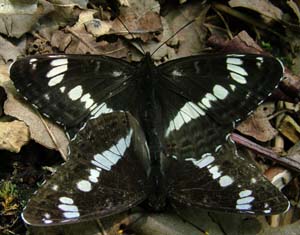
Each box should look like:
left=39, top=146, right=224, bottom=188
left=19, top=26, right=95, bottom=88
left=10, top=51, right=289, bottom=226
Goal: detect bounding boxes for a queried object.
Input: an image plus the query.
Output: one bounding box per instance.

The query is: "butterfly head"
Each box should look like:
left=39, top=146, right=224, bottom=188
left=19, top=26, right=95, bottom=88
left=140, top=52, right=154, bottom=68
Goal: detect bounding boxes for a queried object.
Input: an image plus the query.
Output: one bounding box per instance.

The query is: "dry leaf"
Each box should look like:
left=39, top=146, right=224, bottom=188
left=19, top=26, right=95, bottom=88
left=229, top=0, right=283, bottom=23
left=111, top=10, right=162, bottom=41
left=0, top=120, right=30, bottom=152
left=237, top=103, right=278, bottom=142
left=0, top=0, right=53, bottom=38
left=209, top=31, right=265, bottom=54
left=287, top=0, right=300, bottom=23
left=280, top=69, right=300, bottom=101
left=0, top=64, right=69, bottom=159
left=4, top=91, right=69, bottom=159
left=163, top=2, right=209, bottom=58
left=0, top=35, right=24, bottom=63
left=85, top=19, right=112, bottom=37
left=278, top=115, right=300, bottom=144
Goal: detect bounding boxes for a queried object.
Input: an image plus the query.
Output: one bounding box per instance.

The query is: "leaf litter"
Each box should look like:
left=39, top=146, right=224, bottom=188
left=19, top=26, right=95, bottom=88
left=0, top=0, right=299, bottom=234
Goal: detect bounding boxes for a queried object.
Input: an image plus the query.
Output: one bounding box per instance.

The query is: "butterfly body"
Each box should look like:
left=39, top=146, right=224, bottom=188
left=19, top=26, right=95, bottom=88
left=10, top=52, right=290, bottom=226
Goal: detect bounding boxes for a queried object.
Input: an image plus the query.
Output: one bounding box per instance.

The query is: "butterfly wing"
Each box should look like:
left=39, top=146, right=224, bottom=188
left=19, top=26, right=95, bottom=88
left=9, top=55, right=137, bottom=130
left=22, top=112, right=151, bottom=226
left=163, top=141, right=289, bottom=214
left=157, top=54, right=283, bottom=127
left=156, top=54, right=289, bottom=214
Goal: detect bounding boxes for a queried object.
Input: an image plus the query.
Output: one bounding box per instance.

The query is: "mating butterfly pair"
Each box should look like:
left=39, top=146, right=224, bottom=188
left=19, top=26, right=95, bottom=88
left=10, top=51, right=289, bottom=226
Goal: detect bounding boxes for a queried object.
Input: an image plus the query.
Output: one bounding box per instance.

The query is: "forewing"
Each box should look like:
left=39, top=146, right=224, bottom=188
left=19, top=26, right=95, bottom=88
left=163, top=141, right=289, bottom=215
left=156, top=54, right=289, bottom=214
left=22, top=112, right=151, bottom=226
left=9, top=54, right=136, bottom=129
left=157, top=54, right=283, bottom=126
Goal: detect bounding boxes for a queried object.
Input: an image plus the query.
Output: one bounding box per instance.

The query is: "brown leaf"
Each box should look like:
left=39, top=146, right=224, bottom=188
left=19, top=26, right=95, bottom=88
left=0, top=0, right=53, bottom=38
left=237, top=103, right=278, bottom=142
left=163, top=2, right=209, bottom=59
left=280, top=69, right=300, bottom=102
left=287, top=0, right=300, bottom=24
left=278, top=114, right=300, bottom=144
left=49, top=8, right=130, bottom=57
left=85, top=19, right=111, bottom=37
left=0, top=35, right=24, bottom=63
left=0, top=64, right=69, bottom=159
left=111, top=11, right=162, bottom=42
left=228, top=0, right=283, bottom=23
left=0, top=120, right=29, bottom=152
left=208, top=31, right=265, bottom=54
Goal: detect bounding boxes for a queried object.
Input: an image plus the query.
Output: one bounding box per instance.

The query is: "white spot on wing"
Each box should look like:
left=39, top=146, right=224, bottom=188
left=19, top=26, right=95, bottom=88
left=46, top=64, right=68, bottom=78
left=51, top=58, right=68, bottom=66
left=181, top=102, right=202, bottom=119
left=63, top=212, right=80, bottom=219
left=29, top=58, right=37, bottom=63
left=43, top=219, right=53, bottom=224
left=251, top=178, right=257, bottom=184
left=60, top=86, right=66, bottom=93
left=230, top=84, right=236, bottom=91
left=80, top=93, right=94, bottom=109
left=188, top=102, right=205, bottom=116
left=59, top=197, right=74, bottom=204
left=227, top=64, right=248, bottom=76
left=76, top=180, right=92, bottom=192
left=48, top=74, right=64, bottom=86
left=180, top=111, right=192, bottom=123
left=94, top=154, right=113, bottom=170
left=173, top=114, right=185, bottom=130
left=219, top=175, right=234, bottom=187
left=88, top=168, right=100, bottom=183
left=165, top=102, right=205, bottom=135
left=172, top=70, right=183, bottom=76
left=239, top=190, right=252, bottom=197
left=90, top=103, right=113, bottom=118
left=186, top=153, right=215, bottom=169
left=213, top=85, right=229, bottom=100
left=230, top=72, right=247, bottom=84
left=58, top=204, right=79, bottom=212
left=208, top=165, right=222, bottom=179
left=226, top=54, right=245, bottom=57
left=125, top=129, right=133, bottom=147
left=89, top=103, right=97, bottom=111
left=226, top=57, right=243, bottom=65
left=102, top=150, right=121, bottom=164
left=201, top=93, right=217, bottom=108
left=236, top=204, right=252, bottom=210
left=264, top=208, right=272, bottom=213
left=68, top=85, right=83, bottom=101
left=236, top=196, right=255, bottom=205
left=112, top=71, right=122, bottom=77
left=165, top=120, right=176, bottom=137
left=52, top=184, right=59, bottom=191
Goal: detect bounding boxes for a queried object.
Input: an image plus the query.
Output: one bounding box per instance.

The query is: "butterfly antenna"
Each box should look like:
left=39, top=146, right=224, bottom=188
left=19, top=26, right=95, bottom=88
left=115, top=16, right=146, bottom=55
left=151, top=18, right=196, bottom=57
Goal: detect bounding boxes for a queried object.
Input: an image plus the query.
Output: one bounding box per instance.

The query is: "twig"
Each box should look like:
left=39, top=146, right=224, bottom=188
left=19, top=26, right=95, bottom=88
left=231, top=133, right=300, bottom=172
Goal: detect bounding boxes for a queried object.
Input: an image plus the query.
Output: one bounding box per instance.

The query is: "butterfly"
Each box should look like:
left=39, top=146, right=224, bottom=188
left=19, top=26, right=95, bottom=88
left=9, top=51, right=290, bottom=226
